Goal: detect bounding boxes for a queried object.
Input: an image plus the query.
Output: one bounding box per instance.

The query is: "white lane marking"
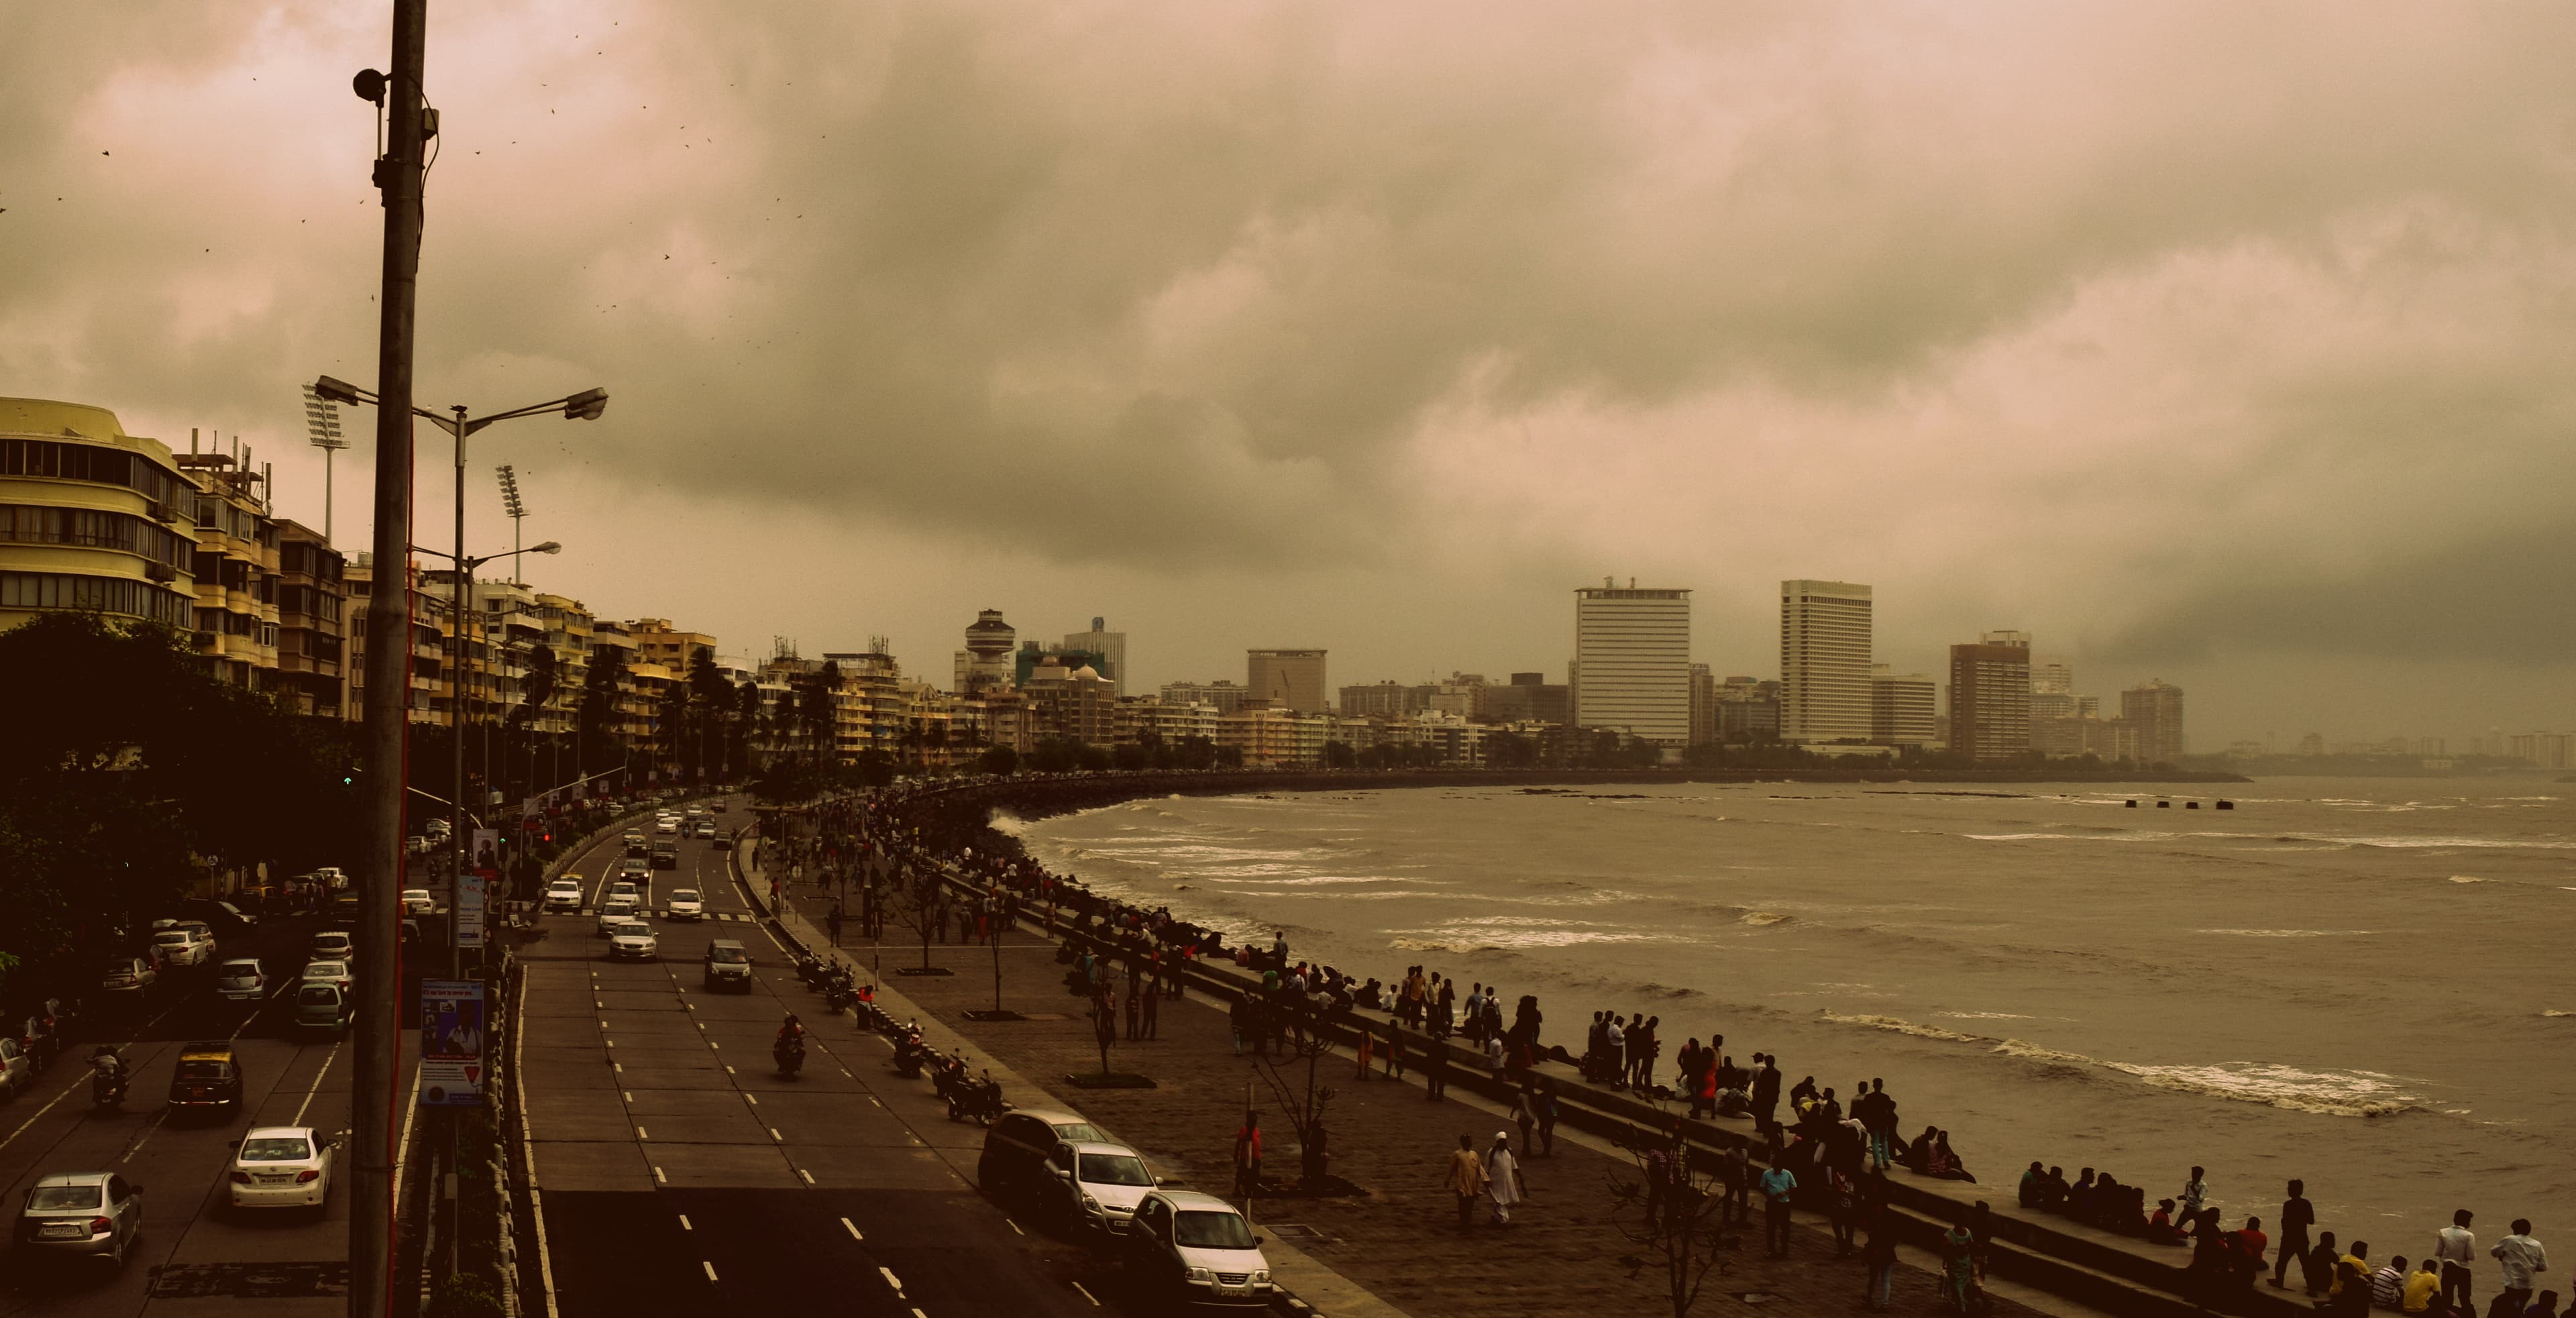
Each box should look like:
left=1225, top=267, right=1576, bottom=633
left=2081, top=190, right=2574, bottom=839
left=637, top=1125, right=649, bottom=1140
left=841, top=1068, right=852, bottom=1079
left=614, top=1061, right=623, bottom=1073
left=841, top=1217, right=863, bottom=1240
left=702, top=1261, right=718, bottom=1282
left=798, top=1168, right=815, bottom=1185
left=1006, top=1217, right=1022, bottom=1235
left=1071, top=1281, right=1101, bottom=1306
left=743, top=1094, right=757, bottom=1105
left=292, top=1038, right=345, bottom=1127
left=624, top=1091, right=634, bottom=1103
left=723, top=1065, right=735, bottom=1075
left=912, top=1310, right=928, bottom=1318
left=706, top=1042, right=718, bottom=1050
left=879, top=1266, right=904, bottom=1293
left=116, top=1107, right=172, bottom=1164
left=232, top=973, right=300, bottom=1040
left=678, top=1214, right=692, bottom=1230
left=769, top=1127, right=782, bottom=1142
left=867, top=1096, right=881, bottom=1107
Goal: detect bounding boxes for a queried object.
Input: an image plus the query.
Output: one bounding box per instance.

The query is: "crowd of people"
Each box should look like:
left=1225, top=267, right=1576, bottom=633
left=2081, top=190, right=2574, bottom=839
left=767, top=783, right=2558, bottom=1318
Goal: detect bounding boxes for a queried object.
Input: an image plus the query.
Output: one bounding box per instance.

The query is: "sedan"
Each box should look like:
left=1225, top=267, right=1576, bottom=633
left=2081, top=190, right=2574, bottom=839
left=98, top=956, right=158, bottom=998
left=543, top=878, right=583, bottom=913
left=399, top=889, right=436, bottom=916
left=596, top=899, right=639, bottom=935
left=227, top=1127, right=333, bottom=1214
left=665, top=889, right=704, bottom=921
left=150, top=929, right=210, bottom=970
left=309, top=931, right=355, bottom=963
left=606, top=920, right=659, bottom=961
left=300, top=960, right=354, bottom=997
left=215, top=959, right=267, bottom=1002
left=16, top=1172, right=144, bottom=1269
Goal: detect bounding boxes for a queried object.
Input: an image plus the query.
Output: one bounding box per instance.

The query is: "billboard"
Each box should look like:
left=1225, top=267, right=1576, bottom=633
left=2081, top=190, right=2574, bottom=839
left=418, top=979, right=486, bottom=1107
left=455, top=871, right=487, bottom=950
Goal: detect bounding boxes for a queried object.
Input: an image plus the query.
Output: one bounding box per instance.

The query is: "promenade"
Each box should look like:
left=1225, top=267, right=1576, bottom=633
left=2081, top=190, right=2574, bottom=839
left=765, top=857, right=2086, bottom=1318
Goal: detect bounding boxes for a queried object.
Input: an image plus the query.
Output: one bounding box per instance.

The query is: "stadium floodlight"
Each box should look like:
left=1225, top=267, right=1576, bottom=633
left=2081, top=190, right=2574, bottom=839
left=303, top=384, right=350, bottom=543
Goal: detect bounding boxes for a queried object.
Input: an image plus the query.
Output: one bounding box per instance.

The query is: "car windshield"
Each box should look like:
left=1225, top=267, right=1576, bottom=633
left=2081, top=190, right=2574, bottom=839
left=175, top=1059, right=229, bottom=1080
left=671, top=891, right=699, bottom=902
left=1079, top=1154, right=1152, bottom=1187
left=305, top=963, right=345, bottom=977
left=708, top=946, right=748, bottom=964
left=221, top=961, right=260, bottom=976
left=1174, top=1209, right=1257, bottom=1250
left=1050, top=1121, right=1107, bottom=1144
left=28, top=1185, right=101, bottom=1211
left=616, top=924, right=649, bottom=938
left=240, top=1137, right=312, bottom=1161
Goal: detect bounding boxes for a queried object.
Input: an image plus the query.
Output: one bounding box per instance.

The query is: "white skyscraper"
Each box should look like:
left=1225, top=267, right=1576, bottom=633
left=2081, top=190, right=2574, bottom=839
left=1572, top=580, right=1692, bottom=745
left=1780, top=580, right=1873, bottom=743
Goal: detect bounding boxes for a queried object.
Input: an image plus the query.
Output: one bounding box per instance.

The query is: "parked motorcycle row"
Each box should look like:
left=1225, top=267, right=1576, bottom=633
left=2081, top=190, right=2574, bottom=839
left=783, top=948, right=1010, bottom=1125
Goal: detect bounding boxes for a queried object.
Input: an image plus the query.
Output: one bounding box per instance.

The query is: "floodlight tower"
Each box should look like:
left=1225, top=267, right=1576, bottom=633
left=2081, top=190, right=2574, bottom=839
left=301, top=384, right=350, bottom=543
left=496, top=463, right=529, bottom=584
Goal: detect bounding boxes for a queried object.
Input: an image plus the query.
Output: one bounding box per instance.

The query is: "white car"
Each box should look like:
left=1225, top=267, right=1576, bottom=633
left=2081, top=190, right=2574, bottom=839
left=399, top=889, right=435, bottom=916
left=607, top=880, right=640, bottom=903
left=654, top=819, right=678, bottom=836
left=301, top=960, right=354, bottom=996
left=229, top=1125, right=333, bottom=1213
left=665, top=889, right=704, bottom=921
left=215, top=958, right=267, bottom=1001
left=150, top=928, right=212, bottom=969
left=309, top=931, right=355, bottom=964
left=606, top=920, right=659, bottom=960
left=543, top=878, right=583, bottom=913
left=596, top=898, right=639, bottom=934
left=1123, top=1191, right=1276, bottom=1307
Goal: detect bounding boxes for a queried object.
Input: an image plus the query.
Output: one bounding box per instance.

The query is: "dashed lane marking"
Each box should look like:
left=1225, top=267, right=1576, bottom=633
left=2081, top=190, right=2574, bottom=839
left=743, top=1094, right=757, bottom=1105
left=769, top=1128, right=782, bottom=1142
left=1006, top=1217, right=1022, bottom=1235
left=879, top=1266, right=904, bottom=1293
left=798, top=1168, right=815, bottom=1185
left=678, top=1215, right=692, bottom=1230
left=702, top=1262, right=718, bottom=1282
left=637, top=1126, right=649, bottom=1140
left=654, top=1166, right=667, bottom=1184
left=1071, top=1282, right=1101, bottom=1307
left=842, top=1217, right=863, bottom=1241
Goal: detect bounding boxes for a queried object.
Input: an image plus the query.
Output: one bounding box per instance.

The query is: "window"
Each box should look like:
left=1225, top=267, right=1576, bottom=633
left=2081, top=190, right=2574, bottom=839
left=1, top=571, right=193, bottom=625
left=0, top=439, right=188, bottom=504
left=0, top=504, right=189, bottom=567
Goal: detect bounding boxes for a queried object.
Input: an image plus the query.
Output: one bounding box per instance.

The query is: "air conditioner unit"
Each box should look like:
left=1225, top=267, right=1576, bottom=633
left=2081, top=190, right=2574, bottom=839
left=143, top=561, right=178, bottom=583
left=145, top=499, right=179, bottom=524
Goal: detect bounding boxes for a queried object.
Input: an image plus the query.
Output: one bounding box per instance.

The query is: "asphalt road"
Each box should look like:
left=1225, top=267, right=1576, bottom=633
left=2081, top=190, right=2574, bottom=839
left=522, top=801, right=1146, bottom=1318
left=0, top=907, right=419, bottom=1317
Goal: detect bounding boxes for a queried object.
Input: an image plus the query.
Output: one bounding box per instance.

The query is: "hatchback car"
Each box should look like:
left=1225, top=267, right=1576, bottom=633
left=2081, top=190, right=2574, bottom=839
left=665, top=889, right=704, bottom=921
left=15, top=1172, right=143, bottom=1268
left=1044, top=1142, right=1160, bottom=1235
left=166, top=1043, right=245, bottom=1115
left=301, top=960, right=354, bottom=997
left=622, top=832, right=648, bottom=857
left=0, top=1038, right=32, bottom=1099
left=606, top=920, right=658, bottom=961
left=150, top=928, right=211, bottom=970
left=294, top=984, right=351, bottom=1034
left=1124, top=1190, right=1275, bottom=1307
left=700, top=940, right=753, bottom=991
left=227, top=1126, right=333, bottom=1215
left=596, top=898, right=639, bottom=934
left=399, top=889, right=435, bottom=916
left=309, top=930, right=355, bottom=963
left=99, top=955, right=158, bottom=999
left=543, top=878, right=584, bottom=913
left=215, top=958, right=267, bottom=1002
left=978, top=1109, right=1113, bottom=1199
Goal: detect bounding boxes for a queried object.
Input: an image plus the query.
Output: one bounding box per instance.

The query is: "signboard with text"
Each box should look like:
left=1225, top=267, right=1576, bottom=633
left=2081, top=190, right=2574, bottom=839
left=418, top=979, right=486, bottom=1107
left=455, top=872, right=487, bottom=949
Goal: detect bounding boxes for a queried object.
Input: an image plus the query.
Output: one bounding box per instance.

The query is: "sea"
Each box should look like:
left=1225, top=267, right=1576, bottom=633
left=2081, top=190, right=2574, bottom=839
left=1010, top=777, right=2574, bottom=1248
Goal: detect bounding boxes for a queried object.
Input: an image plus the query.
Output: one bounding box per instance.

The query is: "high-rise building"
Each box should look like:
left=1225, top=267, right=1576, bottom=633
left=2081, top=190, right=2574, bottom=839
left=955, top=609, right=1015, bottom=692
left=274, top=520, right=346, bottom=717
left=1688, top=663, right=1717, bottom=745
left=1162, top=679, right=1252, bottom=716
left=1572, top=581, right=1691, bottom=745
left=1869, top=665, right=1938, bottom=747
left=2031, top=654, right=2073, bottom=697
left=631, top=618, right=720, bottom=673
left=1947, top=630, right=2031, bottom=761
left=1780, top=580, right=1872, bottom=743
left=1247, top=648, right=1329, bottom=714
left=0, top=397, right=199, bottom=637
left=2121, top=678, right=2186, bottom=763
left=1063, top=617, right=1127, bottom=696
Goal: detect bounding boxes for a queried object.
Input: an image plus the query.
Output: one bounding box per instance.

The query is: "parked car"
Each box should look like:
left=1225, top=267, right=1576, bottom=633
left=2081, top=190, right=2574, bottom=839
left=1042, top=1141, right=1161, bottom=1235
left=15, top=1172, right=144, bottom=1269
left=700, top=940, right=753, bottom=991
left=1121, top=1190, right=1275, bottom=1307
left=227, top=1126, right=333, bottom=1215
left=215, top=959, right=267, bottom=1002
left=166, top=1042, right=245, bottom=1115
left=309, top=931, right=356, bottom=964
left=543, top=878, right=583, bottom=913
left=399, top=889, right=435, bottom=916
left=977, top=1109, right=1113, bottom=1199
left=665, top=889, right=704, bottom=921
left=0, top=1037, right=33, bottom=1100
left=98, top=955, right=158, bottom=999
left=294, top=984, right=351, bottom=1034
left=605, top=920, right=658, bottom=961
left=150, top=928, right=211, bottom=971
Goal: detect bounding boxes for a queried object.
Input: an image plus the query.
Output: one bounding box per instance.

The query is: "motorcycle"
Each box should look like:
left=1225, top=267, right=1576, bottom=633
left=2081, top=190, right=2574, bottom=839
left=773, top=1035, right=806, bottom=1077
left=90, top=1058, right=126, bottom=1112
left=892, top=1028, right=928, bottom=1079
left=796, top=954, right=828, bottom=991
left=943, top=1066, right=1008, bottom=1125
left=825, top=982, right=857, bottom=1015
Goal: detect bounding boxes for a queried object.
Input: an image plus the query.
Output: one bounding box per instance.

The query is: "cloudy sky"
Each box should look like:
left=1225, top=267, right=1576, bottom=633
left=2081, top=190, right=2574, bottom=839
left=7, top=1, right=2573, bottom=747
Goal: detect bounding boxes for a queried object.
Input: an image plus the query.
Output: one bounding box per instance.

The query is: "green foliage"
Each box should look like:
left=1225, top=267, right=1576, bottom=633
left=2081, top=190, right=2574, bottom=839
left=977, top=745, right=1019, bottom=775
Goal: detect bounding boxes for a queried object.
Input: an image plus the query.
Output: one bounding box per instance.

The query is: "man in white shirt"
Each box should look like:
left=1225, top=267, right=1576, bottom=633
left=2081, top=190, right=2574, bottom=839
left=1603, top=1015, right=1626, bottom=1085
left=2435, top=1209, right=2478, bottom=1313
left=2491, top=1219, right=2547, bottom=1315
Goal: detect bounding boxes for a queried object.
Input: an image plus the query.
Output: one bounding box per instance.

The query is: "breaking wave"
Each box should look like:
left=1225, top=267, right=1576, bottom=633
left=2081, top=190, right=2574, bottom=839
left=1990, top=1041, right=2417, bottom=1117
left=1819, top=1012, right=1986, bottom=1044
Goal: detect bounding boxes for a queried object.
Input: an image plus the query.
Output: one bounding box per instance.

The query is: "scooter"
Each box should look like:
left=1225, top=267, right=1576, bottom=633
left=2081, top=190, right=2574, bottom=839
left=90, top=1052, right=126, bottom=1112
left=892, top=1027, right=928, bottom=1079
left=796, top=954, right=828, bottom=991
left=824, top=981, right=857, bottom=1015
left=773, top=1035, right=806, bottom=1077
left=944, top=1068, right=1008, bottom=1125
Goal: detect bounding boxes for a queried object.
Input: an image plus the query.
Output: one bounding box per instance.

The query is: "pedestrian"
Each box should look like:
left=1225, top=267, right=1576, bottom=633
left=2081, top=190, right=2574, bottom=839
left=1424, top=1032, right=1447, bottom=1101
left=1443, top=1134, right=1488, bottom=1229
left=1760, top=1158, right=1799, bottom=1258
left=1385, top=1022, right=1406, bottom=1080
left=1233, top=1113, right=1263, bottom=1199
left=2494, top=1219, right=2549, bottom=1317
left=1511, top=1085, right=1538, bottom=1152
left=1534, top=1077, right=1558, bottom=1156
left=1829, top=1166, right=1860, bottom=1257
left=2307, top=1231, right=2343, bottom=1302
left=1943, top=1221, right=1983, bottom=1315
left=2371, top=1254, right=2412, bottom=1311
left=826, top=906, right=843, bottom=946
left=2179, top=1165, right=2208, bottom=1225
left=2274, top=1179, right=2318, bottom=1291
left=1753, top=1054, right=1783, bottom=1138
left=2438, top=1209, right=2481, bottom=1313
left=1352, top=1021, right=1373, bottom=1079
left=1141, top=979, right=1159, bottom=1040
left=1487, top=1132, right=1525, bottom=1225
left=1124, top=981, right=1142, bottom=1040
left=1863, top=1203, right=1900, bottom=1311
left=1721, top=1143, right=1751, bottom=1226
left=1228, top=994, right=1246, bottom=1057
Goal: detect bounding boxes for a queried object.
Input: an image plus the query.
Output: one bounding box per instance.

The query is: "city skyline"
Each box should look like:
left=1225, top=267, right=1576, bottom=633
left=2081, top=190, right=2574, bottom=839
left=9, top=5, right=2576, bottom=748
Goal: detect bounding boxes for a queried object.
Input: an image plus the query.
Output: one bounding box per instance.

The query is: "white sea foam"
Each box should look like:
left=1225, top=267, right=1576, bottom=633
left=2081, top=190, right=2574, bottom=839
left=2196, top=928, right=2376, bottom=938
left=1991, top=1042, right=2416, bottom=1117
left=1941, top=1011, right=2037, bottom=1020
left=2544, top=1009, right=2575, bottom=1019
left=1739, top=911, right=1793, bottom=926
left=2449, top=875, right=2487, bottom=883
left=1820, top=1012, right=1986, bottom=1043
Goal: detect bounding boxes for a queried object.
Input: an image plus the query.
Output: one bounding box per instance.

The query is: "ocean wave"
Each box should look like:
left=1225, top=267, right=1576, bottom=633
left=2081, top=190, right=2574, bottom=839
left=1990, top=1042, right=2417, bottom=1117
left=1389, top=936, right=1456, bottom=953
left=2449, top=875, right=2487, bottom=883
left=1739, top=911, right=1794, bottom=927
left=2544, top=1009, right=2574, bottom=1019
left=1941, top=1011, right=2037, bottom=1020
left=2196, top=928, right=2377, bottom=938
left=1820, top=1012, right=1987, bottom=1043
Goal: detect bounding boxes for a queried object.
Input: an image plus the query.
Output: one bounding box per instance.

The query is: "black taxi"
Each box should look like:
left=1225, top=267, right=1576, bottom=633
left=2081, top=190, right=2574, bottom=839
left=168, top=1041, right=246, bottom=1115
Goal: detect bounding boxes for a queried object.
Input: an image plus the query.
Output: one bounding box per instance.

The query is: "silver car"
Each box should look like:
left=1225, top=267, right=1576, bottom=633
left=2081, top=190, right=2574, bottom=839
left=1045, top=1142, right=1159, bottom=1235
left=1123, top=1190, right=1274, bottom=1307
left=15, top=1172, right=144, bottom=1268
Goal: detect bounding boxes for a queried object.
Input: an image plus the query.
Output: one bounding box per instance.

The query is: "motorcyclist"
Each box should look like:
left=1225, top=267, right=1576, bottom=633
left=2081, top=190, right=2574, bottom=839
left=775, top=1013, right=805, bottom=1046
left=90, top=1046, right=126, bottom=1103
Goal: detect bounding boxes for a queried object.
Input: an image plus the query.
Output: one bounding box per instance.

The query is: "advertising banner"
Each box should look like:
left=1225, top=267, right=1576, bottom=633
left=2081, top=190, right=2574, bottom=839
left=418, top=979, right=486, bottom=1107
left=455, top=871, right=488, bottom=950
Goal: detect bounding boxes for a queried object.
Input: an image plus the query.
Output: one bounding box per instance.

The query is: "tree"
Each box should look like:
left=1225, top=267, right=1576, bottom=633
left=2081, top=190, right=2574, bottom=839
left=883, top=861, right=949, bottom=971
left=578, top=645, right=629, bottom=767
left=1605, top=1125, right=1733, bottom=1318
left=1321, top=739, right=1358, bottom=769
left=1174, top=735, right=1218, bottom=771
left=1250, top=1013, right=1339, bottom=1186
left=978, top=745, right=1018, bottom=775
left=688, top=647, right=729, bottom=778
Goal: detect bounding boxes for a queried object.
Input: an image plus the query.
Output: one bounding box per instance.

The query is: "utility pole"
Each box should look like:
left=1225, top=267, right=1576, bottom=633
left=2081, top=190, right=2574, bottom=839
left=352, top=5, right=427, bottom=1316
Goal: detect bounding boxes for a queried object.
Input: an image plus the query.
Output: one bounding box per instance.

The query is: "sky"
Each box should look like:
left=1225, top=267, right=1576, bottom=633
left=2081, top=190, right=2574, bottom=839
left=5, top=1, right=2574, bottom=748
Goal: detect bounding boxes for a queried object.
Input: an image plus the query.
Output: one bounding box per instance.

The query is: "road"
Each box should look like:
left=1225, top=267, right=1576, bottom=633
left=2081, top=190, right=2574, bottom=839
left=0, top=906, right=418, bottom=1317
left=523, top=801, right=1132, bottom=1317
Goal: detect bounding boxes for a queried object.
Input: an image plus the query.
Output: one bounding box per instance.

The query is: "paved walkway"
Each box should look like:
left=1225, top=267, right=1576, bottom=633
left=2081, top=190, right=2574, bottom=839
left=782, top=877, right=2082, bottom=1318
